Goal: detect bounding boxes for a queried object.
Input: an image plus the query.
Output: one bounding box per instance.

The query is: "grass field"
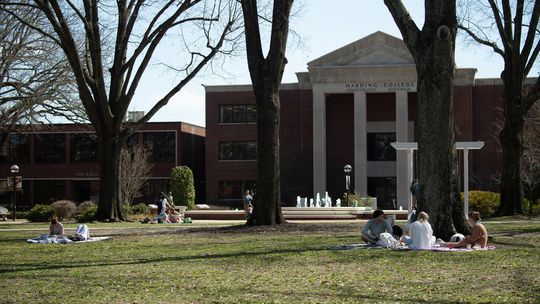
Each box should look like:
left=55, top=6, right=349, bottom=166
left=1, top=218, right=539, bottom=303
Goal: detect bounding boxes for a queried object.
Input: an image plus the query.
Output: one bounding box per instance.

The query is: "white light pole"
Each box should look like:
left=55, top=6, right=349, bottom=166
left=455, top=141, right=484, bottom=217
left=10, top=164, right=19, bottom=221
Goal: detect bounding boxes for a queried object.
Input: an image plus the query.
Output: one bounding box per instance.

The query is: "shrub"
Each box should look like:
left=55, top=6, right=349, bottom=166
left=342, top=193, right=375, bottom=208
left=130, top=203, right=149, bottom=215
left=170, top=166, right=195, bottom=210
left=77, top=205, right=97, bottom=223
left=75, top=201, right=96, bottom=223
left=462, top=191, right=500, bottom=217
left=27, top=204, right=56, bottom=222
left=51, top=200, right=77, bottom=221
left=16, top=211, right=29, bottom=219
left=77, top=201, right=96, bottom=215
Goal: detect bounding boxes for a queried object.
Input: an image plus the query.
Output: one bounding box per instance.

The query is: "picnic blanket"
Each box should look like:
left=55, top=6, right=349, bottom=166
left=329, top=243, right=495, bottom=251
left=27, top=234, right=111, bottom=244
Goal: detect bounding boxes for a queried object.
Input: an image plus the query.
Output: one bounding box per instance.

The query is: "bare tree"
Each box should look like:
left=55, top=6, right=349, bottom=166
left=0, top=5, right=84, bottom=129
left=1, top=0, right=241, bottom=221
left=119, top=142, right=153, bottom=207
left=240, top=0, right=294, bottom=226
left=385, top=0, right=468, bottom=239
left=522, top=103, right=540, bottom=214
left=458, top=0, right=540, bottom=215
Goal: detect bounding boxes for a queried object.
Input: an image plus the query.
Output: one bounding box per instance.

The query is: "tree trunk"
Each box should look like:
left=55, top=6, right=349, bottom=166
left=248, top=88, right=283, bottom=225
left=498, top=94, right=525, bottom=215
left=241, top=0, right=293, bottom=226
left=95, top=131, right=126, bottom=221
left=415, top=56, right=462, bottom=240
left=385, top=0, right=465, bottom=240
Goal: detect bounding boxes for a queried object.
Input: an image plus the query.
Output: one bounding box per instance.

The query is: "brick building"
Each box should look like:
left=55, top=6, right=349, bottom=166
left=205, top=31, right=534, bottom=209
left=0, top=121, right=205, bottom=208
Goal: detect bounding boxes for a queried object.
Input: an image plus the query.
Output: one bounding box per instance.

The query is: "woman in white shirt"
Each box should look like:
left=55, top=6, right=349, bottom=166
left=408, top=211, right=435, bottom=249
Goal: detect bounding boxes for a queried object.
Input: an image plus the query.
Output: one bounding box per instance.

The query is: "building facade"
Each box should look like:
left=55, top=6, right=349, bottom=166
left=0, top=122, right=205, bottom=209
left=205, top=31, right=528, bottom=209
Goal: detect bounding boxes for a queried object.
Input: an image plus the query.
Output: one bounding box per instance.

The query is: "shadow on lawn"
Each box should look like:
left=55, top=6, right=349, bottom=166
left=251, top=284, right=462, bottom=304
left=0, top=245, right=333, bottom=274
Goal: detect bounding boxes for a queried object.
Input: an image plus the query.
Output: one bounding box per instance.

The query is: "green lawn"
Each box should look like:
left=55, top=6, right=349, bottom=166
left=1, top=218, right=539, bottom=303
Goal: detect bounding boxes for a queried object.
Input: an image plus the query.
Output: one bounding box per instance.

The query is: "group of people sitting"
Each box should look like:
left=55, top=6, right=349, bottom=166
left=361, top=209, right=489, bottom=250
left=154, top=192, right=183, bottom=224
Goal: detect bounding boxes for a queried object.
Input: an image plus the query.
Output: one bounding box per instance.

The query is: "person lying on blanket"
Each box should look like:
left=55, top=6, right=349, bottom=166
left=361, top=209, right=393, bottom=244
left=445, top=211, right=488, bottom=249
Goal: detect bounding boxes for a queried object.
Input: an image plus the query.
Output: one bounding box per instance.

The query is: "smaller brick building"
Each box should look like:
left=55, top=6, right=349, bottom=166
left=204, top=31, right=534, bottom=209
left=0, top=121, right=205, bottom=208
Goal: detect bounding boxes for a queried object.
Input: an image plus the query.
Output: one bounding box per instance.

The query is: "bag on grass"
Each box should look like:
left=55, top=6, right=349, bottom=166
left=377, top=232, right=401, bottom=248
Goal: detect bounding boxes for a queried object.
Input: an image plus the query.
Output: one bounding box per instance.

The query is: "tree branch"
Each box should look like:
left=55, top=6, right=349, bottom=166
left=384, top=0, right=420, bottom=58
left=457, top=24, right=505, bottom=56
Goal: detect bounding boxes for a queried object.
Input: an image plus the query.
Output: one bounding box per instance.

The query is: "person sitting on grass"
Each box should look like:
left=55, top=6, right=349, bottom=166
left=361, top=209, right=393, bottom=244
left=167, top=209, right=183, bottom=223
left=49, top=218, right=64, bottom=236
left=445, top=211, right=488, bottom=249
left=406, top=211, right=435, bottom=250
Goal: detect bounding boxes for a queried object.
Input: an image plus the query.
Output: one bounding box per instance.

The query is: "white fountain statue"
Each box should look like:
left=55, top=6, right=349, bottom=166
left=296, top=196, right=301, bottom=208
left=336, top=198, right=341, bottom=208
left=309, top=198, right=314, bottom=208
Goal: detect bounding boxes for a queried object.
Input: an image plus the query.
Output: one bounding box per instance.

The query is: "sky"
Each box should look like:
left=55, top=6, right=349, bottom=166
left=131, top=1, right=514, bottom=127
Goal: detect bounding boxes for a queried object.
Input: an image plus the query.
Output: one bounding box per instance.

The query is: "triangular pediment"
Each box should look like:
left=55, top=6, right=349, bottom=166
left=308, top=31, right=414, bottom=68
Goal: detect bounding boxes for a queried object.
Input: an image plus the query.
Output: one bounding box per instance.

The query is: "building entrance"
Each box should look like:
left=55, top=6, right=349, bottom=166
left=368, top=177, right=396, bottom=209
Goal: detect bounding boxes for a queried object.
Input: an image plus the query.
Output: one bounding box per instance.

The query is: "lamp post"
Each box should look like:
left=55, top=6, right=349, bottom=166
left=10, top=164, right=19, bottom=221
left=344, top=164, right=352, bottom=206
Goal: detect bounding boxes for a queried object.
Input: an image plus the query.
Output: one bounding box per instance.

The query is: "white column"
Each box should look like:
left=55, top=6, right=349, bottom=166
left=354, top=91, right=367, bottom=196
left=395, top=91, right=409, bottom=210
left=313, top=89, right=326, bottom=197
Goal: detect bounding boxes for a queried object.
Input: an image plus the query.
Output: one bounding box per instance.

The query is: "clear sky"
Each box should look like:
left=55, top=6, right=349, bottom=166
left=133, top=1, right=515, bottom=127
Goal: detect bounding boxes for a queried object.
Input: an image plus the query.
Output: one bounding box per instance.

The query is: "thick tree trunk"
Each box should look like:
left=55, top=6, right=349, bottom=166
left=498, top=94, right=525, bottom=215
left=95, top=132, right=126, bottom=221
left=415, top=56, right=462, bottom=240
left=242, top=0, right=292, bottom=226
left=248, top=88, right=283, bottom=225
left=385, top=0, right=465, bottom=240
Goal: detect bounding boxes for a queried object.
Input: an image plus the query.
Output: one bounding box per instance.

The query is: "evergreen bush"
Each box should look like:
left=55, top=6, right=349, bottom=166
left=170, top=166, right=195, bottom=210
left=76, top=201, right=97, bottom=223
left=27, top=204, right=56, bottom=222
left=130, top=203, right=149, bottom=214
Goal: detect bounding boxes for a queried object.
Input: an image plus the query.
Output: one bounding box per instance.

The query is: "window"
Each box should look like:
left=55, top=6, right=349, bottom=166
left=0, top=133, right=30, bottom=164
left=219, top=105, right=257, bottom=123
left=219, top=141, right=257, bottom=160
left=70, top=133, right=98, bottom=162
left=367, top=132, right=396, bottom=161
left=367, top=177, right=396, bottom=209
left=143, top=132, right=175, bottom=163
left=34, top=180, right=67, bottom=204
left=35, top=133, right=66, bottom=163
left=218, top=180, right=256, bottom=199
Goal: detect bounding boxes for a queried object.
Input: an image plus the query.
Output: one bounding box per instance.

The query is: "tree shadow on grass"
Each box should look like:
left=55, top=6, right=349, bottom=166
left=0, top=245, right=328, bottom=274
left=0, top=241, right=410, bottom=275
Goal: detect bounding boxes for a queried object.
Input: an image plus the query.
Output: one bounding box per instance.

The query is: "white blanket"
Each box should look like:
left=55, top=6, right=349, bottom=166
left=27, top=234, right=111, bottom=244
